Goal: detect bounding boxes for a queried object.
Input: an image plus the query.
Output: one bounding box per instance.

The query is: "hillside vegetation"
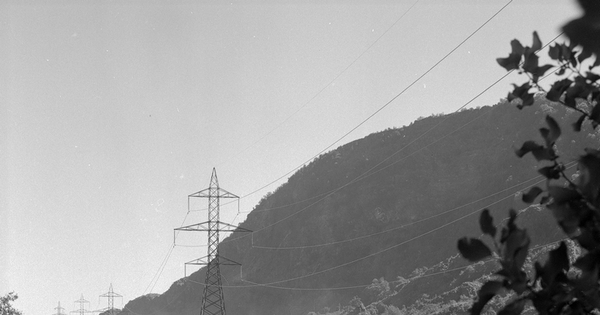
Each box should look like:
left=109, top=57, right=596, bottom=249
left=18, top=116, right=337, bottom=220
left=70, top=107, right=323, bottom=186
left=122, top=97, right=600, bottom=315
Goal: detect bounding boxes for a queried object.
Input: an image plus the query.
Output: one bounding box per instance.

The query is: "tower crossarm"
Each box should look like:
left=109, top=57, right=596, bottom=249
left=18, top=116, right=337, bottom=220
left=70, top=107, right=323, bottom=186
left=189, top=187, right=239, bottom=199
left=175, top=168, right=248, bottom=315
left=174, top=221, right=251, bottom=233
left=184, top=255, right=241, bottom=267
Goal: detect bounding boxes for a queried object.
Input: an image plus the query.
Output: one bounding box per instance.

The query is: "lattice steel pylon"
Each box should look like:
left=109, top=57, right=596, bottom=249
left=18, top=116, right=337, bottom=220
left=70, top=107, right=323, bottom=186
left=71, top=295, right=91, bottom=315
left=96, top=283, right=122, bottom=315
left=174, top=168, right=251, bottom=315
left=52, top=301, right=66, bottom=315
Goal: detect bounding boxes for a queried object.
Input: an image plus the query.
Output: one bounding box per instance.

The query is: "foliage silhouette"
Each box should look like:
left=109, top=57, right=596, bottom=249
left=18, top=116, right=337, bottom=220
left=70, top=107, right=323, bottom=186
left=458, top=1, right=600, bottom=313
left=0, top=293, right=22, bottom=315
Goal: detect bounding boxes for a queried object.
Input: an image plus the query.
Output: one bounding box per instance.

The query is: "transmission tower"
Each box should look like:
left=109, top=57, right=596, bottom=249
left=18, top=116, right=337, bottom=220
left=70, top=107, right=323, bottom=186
left=52, top=301, right=66, bottom=315
left=71, top=295, right=92, bottom=315
left=174, top=168, right=251, bottom=315
left=96, top=283, right=123, bottom=315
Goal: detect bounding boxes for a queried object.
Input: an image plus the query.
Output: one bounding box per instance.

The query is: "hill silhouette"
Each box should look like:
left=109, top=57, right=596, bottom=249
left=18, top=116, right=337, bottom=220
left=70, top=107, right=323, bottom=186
left=121, top=97, right=600, bottom=315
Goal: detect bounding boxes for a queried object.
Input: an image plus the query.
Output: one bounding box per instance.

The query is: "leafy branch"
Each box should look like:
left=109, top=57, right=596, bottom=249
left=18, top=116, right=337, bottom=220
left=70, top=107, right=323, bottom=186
left=457, top=2, right=600, bottom=314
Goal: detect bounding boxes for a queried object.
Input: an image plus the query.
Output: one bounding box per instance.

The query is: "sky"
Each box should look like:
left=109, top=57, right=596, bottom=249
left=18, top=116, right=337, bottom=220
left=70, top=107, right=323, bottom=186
left=1, top=1, right=581, bottom=315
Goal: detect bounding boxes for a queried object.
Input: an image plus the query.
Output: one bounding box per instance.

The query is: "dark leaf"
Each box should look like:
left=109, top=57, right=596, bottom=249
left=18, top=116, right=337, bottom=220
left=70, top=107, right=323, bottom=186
left=534, top=261, right=544, bottom=282
left=573, top=114, right=586, bottom=132
left=470, top=280, right=504, bottom=315
left=532, top=64, right=554, bottom=79
left=512, top=232, right=530, bottom=270
left=591, top=104, right=600, bottom=126
left=509, top=83, right=535, bottom=107
left=479, top=209, right=497, bottom=238
left=548, top=43, right=561, bottom=60
left=540, top=196, right=550, bottom=204
left=578, top=153, right=600, bottom=204
left=574, top=252, right=599, bottom=275
left=547, top=78, right=572, bottom=102
left=538, top=165, right=561, bottom=180
left=565, top=94, right=577, bottom=108
left=504, top=229, right=529, bottom=262
left=531, top=147, right=556, bottom=161
left=541, top=242, right=569, bottom=286
left=458, top=237, right=493, bottom=262
left=544, top=115, right=561, bottom=146
left=522, top=186, right=543, bottom=203
left=578, top=48, right=593, bottom=64
left=510, top=39, right=524, bottom=56
left=573, top=252, right=600, bottom=290
left=548, top=186, right=580, bottom=204
left=566, top=79, right=593, bottom=107
left=531, top=31, right=542, bottom=52
left=497, top=54, right=522, bottom=71
left=501, top=209, right=519, bottom=243
left=594, top=56, right=600, bottom=69
left=576, top=226, right=597, bottom=251
left=498, top=299, right=526, bottom=315
left=563, top=16, right=600, bottom=58
left=522, top=51, right=539, bottom=74
left=586, top=71, right=600, bottom=83
left=515, top=141, right=543, bottom=158
left=547, top=202, right=580, bottom=237
left=562, top=44, right=574, bottom=64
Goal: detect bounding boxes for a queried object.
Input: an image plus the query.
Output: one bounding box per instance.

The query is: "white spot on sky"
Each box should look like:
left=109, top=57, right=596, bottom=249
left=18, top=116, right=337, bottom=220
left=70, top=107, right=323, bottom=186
left=71, top=33, right=77, bottom=37
left=155, top=199, right=164, bottom=213
left=372, top=29, right=375, bottom=32
left=423, top=84, right=426, bottom=89
left=179, top=174, right=185, bottom=179
left=46, top=59, right=49, bottom=62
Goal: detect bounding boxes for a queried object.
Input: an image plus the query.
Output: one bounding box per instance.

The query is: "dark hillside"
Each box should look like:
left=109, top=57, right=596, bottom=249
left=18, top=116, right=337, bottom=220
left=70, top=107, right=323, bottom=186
left=122, top=98, right=600, bottom=315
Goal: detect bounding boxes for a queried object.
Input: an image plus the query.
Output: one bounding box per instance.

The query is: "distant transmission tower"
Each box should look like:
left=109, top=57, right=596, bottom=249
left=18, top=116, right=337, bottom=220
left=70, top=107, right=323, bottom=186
left=175, top=168, right=251, bottom=315
left=52, top=301, right=66, bottom=315
left=71, top=295, right=91, bottom=315
left=97, top=283, right=123, bottom=315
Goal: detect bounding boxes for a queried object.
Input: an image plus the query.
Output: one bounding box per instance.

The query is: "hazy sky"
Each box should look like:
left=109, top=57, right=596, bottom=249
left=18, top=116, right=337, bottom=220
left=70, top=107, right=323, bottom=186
left=1, top=1, right=580, bottom=315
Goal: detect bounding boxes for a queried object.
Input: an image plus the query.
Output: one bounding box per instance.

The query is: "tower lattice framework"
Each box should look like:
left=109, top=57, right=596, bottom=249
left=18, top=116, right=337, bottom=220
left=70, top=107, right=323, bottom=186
left=52, top=301, right=66, bottom=315
left=71, top=295, right=91, bottom=315
left=175, top=168, right=251, bottom=315
left=97, top=283, right=122, bottom=315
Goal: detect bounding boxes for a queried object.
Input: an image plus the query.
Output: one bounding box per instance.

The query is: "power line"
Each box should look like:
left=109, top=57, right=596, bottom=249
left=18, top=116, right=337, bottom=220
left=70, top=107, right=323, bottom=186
left=219, top=160, right=577, bottom=288
left=233, top=0, right=514, bottom=204
left=199, top=0, right=515, bottom=219
left=220, top=30, right=566, bottom=245
left=220, top=106, right=496, bottom=245
left=131, top=5, right=567, bottom=308
left=143, top=209, right=193, bottom=296
left=250, top=163, right=572, bottom=250
left=185, top=238, right=568, bottom=291
left=215, top=0, right=422, bottom=170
